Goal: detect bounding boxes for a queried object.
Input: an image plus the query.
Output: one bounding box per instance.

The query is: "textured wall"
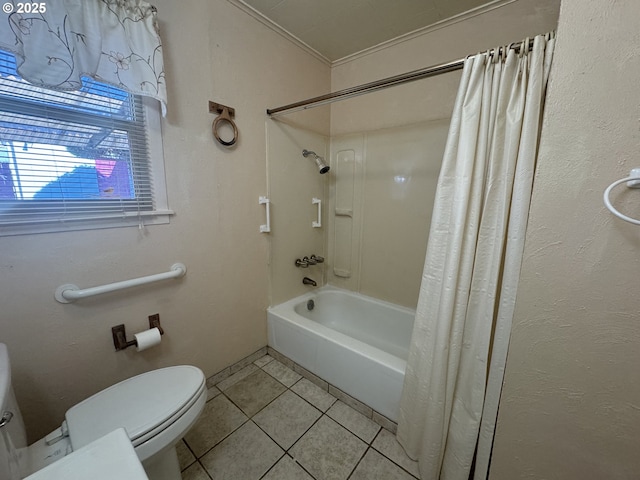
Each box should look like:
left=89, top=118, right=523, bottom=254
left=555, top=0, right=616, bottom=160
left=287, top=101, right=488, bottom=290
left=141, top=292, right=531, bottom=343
left=0, top=0, right=329, bottom=441
left=491, top=0, right=640, bottom=478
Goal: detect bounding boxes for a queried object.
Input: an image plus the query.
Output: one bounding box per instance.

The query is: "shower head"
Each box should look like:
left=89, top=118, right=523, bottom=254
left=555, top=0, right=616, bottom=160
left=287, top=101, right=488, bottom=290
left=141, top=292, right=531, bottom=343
left=302, top=149, right=330, bottom=174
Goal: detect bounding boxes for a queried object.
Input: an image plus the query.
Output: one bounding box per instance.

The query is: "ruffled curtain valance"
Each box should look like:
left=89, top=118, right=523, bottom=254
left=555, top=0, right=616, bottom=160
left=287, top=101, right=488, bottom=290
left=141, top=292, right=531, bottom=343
left=0, top=0, right=167, bottom=115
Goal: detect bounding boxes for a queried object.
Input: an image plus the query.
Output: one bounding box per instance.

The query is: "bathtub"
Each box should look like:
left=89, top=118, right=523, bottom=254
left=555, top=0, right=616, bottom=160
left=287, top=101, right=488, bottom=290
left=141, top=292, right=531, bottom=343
left=267, top=286, right=415, bottom=422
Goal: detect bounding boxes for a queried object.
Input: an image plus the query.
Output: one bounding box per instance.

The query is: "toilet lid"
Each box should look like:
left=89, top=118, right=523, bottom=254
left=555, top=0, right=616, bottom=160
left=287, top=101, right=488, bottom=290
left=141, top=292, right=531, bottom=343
left=66, top=366, right=205, bottom=450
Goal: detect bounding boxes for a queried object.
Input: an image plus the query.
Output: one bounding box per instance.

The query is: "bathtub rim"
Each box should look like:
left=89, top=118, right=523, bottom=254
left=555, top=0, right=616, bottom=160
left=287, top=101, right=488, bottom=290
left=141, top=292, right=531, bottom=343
left=267, top=285, right=415, bottom=376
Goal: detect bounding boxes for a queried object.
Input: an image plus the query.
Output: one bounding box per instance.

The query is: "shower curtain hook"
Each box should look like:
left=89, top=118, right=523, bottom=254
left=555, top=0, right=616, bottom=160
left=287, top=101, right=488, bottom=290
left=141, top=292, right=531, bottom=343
left=491, top=47, right=499, bottom=64
left=520, top=37, right=530, bottom=57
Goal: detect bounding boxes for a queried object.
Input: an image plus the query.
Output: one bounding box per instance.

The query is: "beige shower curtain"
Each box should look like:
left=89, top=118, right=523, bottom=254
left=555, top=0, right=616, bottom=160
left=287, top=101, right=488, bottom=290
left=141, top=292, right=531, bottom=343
left=397, top=34, right=555, bottom=480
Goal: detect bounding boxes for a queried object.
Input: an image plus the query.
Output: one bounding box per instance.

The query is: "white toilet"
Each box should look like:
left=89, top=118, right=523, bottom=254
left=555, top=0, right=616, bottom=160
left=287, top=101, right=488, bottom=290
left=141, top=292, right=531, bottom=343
left=0, top=343, right=207, bottom=480
left=24, top=428, right=149, bottom=480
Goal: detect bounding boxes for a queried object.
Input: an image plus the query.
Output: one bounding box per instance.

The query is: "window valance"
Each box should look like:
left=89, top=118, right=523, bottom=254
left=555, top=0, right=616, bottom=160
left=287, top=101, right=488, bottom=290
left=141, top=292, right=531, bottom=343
left=0, top=0, right=167, bottom=115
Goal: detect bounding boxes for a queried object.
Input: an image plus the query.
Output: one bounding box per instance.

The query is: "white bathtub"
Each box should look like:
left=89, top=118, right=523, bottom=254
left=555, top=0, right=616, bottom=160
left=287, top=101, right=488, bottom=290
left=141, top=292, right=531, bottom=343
left=267, top=286, right=415, bottom=422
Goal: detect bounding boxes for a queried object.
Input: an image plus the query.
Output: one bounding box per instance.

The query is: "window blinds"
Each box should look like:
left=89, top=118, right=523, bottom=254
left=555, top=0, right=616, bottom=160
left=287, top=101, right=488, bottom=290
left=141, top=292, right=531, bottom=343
left=0, top=50, right=156, bottom=227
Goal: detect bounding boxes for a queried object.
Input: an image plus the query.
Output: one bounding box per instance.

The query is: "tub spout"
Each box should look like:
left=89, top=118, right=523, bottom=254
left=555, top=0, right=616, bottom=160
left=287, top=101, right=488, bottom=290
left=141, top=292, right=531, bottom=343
left=302, top=277, right=317, bottom=287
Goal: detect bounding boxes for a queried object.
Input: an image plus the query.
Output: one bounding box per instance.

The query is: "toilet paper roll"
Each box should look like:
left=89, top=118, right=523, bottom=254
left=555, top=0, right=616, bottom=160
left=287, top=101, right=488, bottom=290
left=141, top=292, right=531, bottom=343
left=134, top=327, right=162, bottom=352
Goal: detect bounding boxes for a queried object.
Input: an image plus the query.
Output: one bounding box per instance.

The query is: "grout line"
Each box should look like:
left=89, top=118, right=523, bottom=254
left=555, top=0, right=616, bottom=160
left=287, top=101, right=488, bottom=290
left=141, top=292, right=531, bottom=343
left=281, top=399, right=326, bottom=454
left=196, top=350, right=413, bottom=479
left=255, top=452, right=287, bottom=480
left=295, top=458, right=319, bottom=480
left=346, top=445, right=370, bottom=480
left=179, top=439, right=198, bottom=472
left=186, top=397, right=252, bottom=460
left=196, top=459, right=214, bottom=480
left=368, top=436, right=421, bottom=479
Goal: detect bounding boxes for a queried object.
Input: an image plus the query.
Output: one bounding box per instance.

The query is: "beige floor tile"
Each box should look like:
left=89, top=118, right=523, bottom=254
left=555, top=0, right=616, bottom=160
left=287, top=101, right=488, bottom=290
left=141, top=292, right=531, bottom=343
left=253, top=354, right=274, bottom=368
left=253, top=390, right=322, bottom=449
left=290, top=416, right=367, bottom=480
left=206, top=385, right=221, bottom=402
left=183, top=394, right=248, bottom=457
left=207, top=367, right=230, bottom=388
left=328, top=385, right=373, bottom=418
left=181, top=462, right=210, bottom=480
left=292, top=363, right=329, bottom=390
left=230, top=347, right=268, bottom=373
left=262, top=455, right=314, bottom=480
left=372, top=428, right=420, bottom=478
left=326, top=400, right=380, bottom=443
left=176, top=440, right=196, bottom=471
left=224, top=369, right=287, bottom=417
left=350, top=448, right=416, bottom=480
left=266, top=347, right=295, bottom=369
left=200, top=421, right=283, bottom=480
left=291, top=378, right=336, bottom=412
left=262, top=359, right=302, bottom=387
left=216, top=364, right=259, bottom=391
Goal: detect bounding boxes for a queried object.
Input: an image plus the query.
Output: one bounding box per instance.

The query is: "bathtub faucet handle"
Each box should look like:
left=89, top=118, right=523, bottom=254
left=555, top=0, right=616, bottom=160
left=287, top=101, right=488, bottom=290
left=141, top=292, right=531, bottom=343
left=295, top=258, right=309, bottom=268
left=310, top=254, right=324, bottom=263
left=304, top=256, right=317, bottom=265
left=302, top=277, right=317, bottom=287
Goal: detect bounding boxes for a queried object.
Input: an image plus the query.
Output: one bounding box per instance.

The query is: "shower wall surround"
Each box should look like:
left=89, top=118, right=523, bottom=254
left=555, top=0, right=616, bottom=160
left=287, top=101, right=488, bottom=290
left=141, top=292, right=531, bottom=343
left=266, top=118, right=447, bottom=310
left=328, top=120, right=448, bottom=308
left=267, top=121, right=329, bottom=305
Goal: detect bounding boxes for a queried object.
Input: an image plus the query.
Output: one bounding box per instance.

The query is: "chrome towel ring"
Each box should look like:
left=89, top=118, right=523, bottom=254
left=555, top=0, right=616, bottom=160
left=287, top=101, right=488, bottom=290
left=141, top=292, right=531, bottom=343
left=209, top=101, right=238, bottom=147
left=604, top=168, right=640, bottom=225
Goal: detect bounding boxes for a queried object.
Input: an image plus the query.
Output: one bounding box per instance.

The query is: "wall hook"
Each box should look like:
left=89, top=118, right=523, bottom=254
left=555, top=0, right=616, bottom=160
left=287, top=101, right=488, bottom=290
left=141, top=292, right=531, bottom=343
left=209, top=101, right=238, bottom=147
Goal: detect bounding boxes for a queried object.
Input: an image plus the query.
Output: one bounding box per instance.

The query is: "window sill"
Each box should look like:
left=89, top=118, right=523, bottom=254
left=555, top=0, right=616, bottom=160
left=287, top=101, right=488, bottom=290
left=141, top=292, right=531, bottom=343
left=0, top=210, right=175, bottom=237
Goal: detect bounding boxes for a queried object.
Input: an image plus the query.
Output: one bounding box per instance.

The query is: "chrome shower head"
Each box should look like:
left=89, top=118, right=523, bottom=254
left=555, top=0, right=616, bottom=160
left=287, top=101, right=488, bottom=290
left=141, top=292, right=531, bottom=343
left=302, top=149, right=330, bottom=174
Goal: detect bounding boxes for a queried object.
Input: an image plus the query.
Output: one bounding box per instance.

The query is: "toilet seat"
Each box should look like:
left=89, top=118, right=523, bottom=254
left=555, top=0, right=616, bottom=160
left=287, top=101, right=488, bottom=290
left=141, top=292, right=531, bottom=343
left=65, top=366, right=205, bottom=454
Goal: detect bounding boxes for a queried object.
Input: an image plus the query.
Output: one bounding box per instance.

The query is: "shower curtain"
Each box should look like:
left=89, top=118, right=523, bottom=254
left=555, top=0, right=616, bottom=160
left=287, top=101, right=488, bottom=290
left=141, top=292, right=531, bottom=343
left=397, top=33, right=555, bottom=480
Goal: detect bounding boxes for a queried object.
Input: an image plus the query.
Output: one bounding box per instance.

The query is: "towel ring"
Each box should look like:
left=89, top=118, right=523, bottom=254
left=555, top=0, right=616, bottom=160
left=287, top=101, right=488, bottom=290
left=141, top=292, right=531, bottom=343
left=209, top=101, right=238, bottom=147
left=603, top=169, right=640, bottom=225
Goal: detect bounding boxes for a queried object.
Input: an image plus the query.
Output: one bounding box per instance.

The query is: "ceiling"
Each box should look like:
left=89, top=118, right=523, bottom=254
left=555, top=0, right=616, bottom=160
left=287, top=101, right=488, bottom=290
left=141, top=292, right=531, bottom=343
left=242, top=0, right=495, bottom=62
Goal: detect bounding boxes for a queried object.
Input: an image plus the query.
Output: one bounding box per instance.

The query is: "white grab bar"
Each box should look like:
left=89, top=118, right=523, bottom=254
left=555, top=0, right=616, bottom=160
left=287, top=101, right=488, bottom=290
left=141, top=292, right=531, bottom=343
left=55, top=263, right=187, bottom=303
left=259, top=196, right=271, bottom=233
left=312, top=197, right=322, bottom=228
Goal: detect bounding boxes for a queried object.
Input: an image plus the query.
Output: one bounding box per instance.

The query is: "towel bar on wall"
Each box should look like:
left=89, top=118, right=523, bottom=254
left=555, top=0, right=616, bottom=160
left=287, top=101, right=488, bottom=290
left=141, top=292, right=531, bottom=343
left=603, top=168, right=640, bottom=225
left=55, top=263, right=187, bottom=303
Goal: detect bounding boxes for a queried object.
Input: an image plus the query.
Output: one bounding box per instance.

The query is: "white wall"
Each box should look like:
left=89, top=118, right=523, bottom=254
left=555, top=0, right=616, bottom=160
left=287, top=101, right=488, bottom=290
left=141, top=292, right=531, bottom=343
left=330, top=0, right=562, bottom=136
left=327, top=121, right=448, bottom=308
left=324, top=0, right=561, bottom=307
left=0, top=0, right=330, bottom=441
left=267, top=120, right=329, bottom=305
left=490, top=0, right=640, bottom=477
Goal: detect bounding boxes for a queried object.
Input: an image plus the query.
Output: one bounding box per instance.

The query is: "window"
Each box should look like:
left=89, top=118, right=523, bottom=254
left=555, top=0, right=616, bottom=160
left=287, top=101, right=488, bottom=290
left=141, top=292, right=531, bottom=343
left=0, top=50, right=171, bottom=235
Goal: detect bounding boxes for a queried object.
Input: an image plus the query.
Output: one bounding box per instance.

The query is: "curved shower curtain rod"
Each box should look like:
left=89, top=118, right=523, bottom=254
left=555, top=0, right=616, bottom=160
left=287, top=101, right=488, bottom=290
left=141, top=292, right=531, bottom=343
left=266, top=32, right=553, bottom=117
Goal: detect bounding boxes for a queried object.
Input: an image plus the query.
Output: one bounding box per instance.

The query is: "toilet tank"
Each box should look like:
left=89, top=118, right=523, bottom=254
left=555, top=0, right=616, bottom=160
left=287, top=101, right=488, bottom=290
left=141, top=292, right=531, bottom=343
left=0, top=343, right=28, bottom=480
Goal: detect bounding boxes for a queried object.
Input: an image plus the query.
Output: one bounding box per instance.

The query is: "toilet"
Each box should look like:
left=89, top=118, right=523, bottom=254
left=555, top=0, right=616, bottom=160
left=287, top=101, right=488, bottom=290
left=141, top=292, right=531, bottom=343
left=0, top=343, right=207, bottom=480
left=24, top=428, right=148, bottom=480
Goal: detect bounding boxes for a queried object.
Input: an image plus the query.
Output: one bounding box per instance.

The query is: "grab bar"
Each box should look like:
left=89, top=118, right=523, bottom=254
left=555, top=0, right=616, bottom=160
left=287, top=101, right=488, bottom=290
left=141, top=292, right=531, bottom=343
left=55, top=263, right=187, bottom=303
left=312, top=197, right=322, bottom=228
left=259, top=196, right=271, bottom=233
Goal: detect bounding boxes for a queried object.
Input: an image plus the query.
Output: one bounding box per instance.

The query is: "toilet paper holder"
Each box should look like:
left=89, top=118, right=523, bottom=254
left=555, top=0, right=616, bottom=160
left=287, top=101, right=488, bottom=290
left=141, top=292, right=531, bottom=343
left=112, top=314, right=164, bottom=351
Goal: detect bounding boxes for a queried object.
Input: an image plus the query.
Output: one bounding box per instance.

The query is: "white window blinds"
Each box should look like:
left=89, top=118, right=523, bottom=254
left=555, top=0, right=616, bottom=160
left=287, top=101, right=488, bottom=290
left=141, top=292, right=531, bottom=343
left=0, top=49, right=170, bottom=233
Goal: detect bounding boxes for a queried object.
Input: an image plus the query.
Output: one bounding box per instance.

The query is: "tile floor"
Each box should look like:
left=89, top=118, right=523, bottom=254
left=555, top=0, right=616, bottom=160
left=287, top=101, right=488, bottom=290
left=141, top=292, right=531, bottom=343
left=176, top=351, right=421, bottom=480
